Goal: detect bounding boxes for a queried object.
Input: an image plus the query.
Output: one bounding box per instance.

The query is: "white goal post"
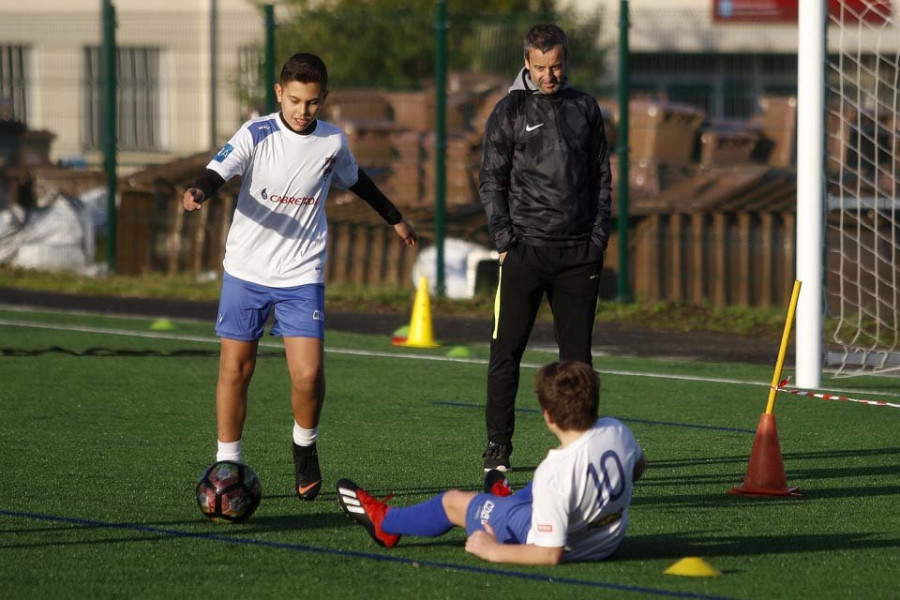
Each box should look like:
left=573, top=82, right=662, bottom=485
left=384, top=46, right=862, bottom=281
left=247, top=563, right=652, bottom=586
left=797, top=0, right=900, bottom=383
left=796, top=0, right=826, bottom=389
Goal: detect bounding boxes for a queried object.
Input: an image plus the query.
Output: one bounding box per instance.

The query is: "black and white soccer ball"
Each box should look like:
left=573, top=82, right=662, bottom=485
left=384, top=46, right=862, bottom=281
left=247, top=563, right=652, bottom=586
left=196, top=461, right=262, bottom=523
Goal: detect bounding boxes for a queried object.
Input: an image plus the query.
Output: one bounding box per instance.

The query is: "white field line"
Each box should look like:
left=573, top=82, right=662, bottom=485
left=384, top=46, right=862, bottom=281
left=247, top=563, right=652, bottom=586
left=0, top=303, right=204, bottom=323
left=4, top=316, right=900, bottom=402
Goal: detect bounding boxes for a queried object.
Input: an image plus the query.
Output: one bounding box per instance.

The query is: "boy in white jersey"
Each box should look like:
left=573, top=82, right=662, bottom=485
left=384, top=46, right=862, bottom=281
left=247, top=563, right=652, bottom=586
left=336, top=360, right=646, bottom=564
left=182, top=53, right=417, bottom=502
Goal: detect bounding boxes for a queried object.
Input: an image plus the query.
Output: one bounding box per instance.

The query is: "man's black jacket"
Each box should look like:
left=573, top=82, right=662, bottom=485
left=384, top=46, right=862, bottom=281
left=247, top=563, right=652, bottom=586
left=479, top=68, right=612, bottom=254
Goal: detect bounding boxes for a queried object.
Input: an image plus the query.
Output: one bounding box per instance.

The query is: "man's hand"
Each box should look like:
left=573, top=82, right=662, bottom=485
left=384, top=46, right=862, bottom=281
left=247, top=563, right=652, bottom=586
left=499, top=251, right=507, bottom=264
left=465, top=521, right=501, bottom=561
left=393, top=219, right=418, bottom=247
left=182, top=188, right=205, bottom=212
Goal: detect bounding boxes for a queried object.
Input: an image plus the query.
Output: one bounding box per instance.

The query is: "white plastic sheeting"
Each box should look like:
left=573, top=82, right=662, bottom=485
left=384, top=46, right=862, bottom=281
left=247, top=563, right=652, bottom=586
left=412, top=238, right=498, bottom=299
left=0, top=193, right=97, bottom=272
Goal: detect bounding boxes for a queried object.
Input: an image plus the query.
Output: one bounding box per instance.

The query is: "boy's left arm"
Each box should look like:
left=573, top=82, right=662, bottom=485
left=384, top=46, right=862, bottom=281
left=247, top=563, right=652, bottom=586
left=465, top=523, right=564, bottom=565
left=349, top=168, right=418, bottom=247
left=390, top=219, right=417, bottom=247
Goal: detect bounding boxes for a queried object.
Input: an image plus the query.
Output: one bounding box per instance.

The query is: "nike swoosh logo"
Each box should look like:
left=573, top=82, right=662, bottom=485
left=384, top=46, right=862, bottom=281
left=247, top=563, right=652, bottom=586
left=297, top=481, right=321, bottom=495
left=525, top=123, right=543, bottom=132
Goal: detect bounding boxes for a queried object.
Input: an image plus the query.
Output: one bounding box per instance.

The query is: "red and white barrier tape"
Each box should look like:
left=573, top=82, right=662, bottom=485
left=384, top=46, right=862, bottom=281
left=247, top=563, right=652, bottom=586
left=775, top=378, right=900, bottom=409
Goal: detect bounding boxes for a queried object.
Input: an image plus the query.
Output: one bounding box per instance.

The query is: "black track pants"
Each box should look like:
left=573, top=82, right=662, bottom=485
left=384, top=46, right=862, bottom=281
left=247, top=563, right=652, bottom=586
left=485, top=241, right=603, bottom=447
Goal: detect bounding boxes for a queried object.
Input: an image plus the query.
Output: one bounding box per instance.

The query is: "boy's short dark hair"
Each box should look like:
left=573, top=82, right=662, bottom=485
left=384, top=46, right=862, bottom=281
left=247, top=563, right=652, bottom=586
left=280, top=53, right=328, bottom=90
left=535, top=361, right=599, bottom=430
left=523, top=24, right=569, bottom=60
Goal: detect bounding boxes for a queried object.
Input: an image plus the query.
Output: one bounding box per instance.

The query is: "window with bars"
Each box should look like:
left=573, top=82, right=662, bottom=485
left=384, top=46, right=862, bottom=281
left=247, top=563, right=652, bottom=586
left=0, top=45, right=29, bottom=124
left=83, top=46, right=162, bottom=151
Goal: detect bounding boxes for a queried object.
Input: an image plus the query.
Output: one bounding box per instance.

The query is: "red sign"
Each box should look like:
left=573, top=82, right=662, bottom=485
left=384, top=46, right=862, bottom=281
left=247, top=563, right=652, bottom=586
left=713, top=1, right=892, bottom=23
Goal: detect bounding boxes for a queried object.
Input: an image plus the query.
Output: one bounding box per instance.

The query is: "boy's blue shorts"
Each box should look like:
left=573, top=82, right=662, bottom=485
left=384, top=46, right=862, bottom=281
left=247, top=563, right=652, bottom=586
left=215, top=272, right=325, bottom=341
left=465, top=492, right=533, bottom=544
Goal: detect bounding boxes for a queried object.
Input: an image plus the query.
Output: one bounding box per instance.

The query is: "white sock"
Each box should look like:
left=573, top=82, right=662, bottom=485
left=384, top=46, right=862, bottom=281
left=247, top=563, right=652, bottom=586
left=217, top=439, right=242, bottom=463
left=292, top=423, right=318, bottom=447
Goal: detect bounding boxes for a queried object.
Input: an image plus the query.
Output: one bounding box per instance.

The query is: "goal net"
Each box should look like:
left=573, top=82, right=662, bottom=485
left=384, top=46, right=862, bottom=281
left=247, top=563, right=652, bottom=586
left=825, top=1, right=900, bottom=376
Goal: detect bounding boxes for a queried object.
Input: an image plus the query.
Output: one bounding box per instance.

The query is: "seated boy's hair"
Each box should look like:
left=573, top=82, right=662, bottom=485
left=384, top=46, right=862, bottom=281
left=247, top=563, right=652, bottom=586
left=535, top=361, right=599, bottom=430
left=280, top=53, right=328, bottom=90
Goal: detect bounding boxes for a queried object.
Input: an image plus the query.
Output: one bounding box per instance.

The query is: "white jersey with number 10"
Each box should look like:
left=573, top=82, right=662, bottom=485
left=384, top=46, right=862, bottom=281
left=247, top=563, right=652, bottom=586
left=528, top=417, right=643, bottom=562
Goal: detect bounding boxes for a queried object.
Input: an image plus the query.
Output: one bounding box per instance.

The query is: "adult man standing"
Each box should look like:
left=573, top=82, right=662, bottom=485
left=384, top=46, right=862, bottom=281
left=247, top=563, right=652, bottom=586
left=479, top=24, right=612, bottom=472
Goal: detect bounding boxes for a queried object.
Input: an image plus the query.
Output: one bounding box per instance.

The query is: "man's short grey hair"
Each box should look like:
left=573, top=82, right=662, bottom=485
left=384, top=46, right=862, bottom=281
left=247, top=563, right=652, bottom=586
left=523, top=24, right=569, bottom=60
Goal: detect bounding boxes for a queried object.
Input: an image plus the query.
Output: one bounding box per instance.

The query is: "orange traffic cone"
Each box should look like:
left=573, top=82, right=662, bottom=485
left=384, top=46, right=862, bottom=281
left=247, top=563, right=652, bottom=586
left=395, top=276, right=440, bottom=348
left=728, top=413, right=801, bottom=498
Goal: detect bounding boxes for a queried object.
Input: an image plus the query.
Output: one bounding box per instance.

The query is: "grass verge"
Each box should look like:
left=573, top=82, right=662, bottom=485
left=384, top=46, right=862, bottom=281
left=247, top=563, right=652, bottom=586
left=0, top=266, right=790, bottom=339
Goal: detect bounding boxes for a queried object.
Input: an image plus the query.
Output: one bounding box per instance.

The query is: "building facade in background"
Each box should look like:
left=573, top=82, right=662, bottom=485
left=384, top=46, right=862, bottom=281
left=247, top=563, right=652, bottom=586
left=0, top=0, right=264, bottom=170
left=577, top=0, right=897, bottom=118
left=1, top=0, right=897, bottom=169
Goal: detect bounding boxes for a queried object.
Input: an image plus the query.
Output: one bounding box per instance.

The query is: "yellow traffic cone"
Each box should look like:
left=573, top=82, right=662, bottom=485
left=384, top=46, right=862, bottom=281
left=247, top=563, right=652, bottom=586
left=397, top=276, right=440, bottom=348
left=663, top=557, right=721, bottom=577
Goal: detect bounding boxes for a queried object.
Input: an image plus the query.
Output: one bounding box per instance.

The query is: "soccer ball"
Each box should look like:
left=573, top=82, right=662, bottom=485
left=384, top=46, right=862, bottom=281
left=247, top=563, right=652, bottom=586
left=196, top=460, right=262, bottom=523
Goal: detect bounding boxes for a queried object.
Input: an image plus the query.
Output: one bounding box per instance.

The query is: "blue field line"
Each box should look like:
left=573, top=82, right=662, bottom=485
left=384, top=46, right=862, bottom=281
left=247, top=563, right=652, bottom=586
left=432, top=401, right=756, bottom=434
left=0, top=509, right=736, bottom=600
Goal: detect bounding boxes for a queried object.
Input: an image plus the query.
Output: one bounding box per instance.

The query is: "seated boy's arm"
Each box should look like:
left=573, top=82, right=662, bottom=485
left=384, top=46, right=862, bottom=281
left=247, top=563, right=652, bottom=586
left=466, top=531, right=564, bottom=565
left=465, top=523, right=564, bottom=565
left=633, top=450, right=647, bottom=482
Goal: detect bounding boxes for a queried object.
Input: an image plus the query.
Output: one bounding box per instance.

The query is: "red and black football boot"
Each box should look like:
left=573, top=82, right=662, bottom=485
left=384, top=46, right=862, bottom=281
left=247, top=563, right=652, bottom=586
left=336, top=478, right=401, bottom=548
left=483, top=468, right=513, bottom=497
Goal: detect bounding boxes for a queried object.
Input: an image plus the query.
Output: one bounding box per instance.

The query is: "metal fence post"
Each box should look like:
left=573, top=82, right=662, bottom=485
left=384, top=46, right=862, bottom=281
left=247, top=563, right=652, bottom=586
left=264, top=4, right=276, bottom=114
left=616, top=0, right=631, bottom=302
left=210, top=0, right=218, bottom=149
left=102, top=0, right=117, bottom=272
left=434, top=0, right=447, bottom=297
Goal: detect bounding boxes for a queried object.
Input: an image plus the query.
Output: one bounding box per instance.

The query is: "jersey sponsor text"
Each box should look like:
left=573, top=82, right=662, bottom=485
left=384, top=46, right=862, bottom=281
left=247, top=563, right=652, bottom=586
left=269, top=194, right=317, bottom=206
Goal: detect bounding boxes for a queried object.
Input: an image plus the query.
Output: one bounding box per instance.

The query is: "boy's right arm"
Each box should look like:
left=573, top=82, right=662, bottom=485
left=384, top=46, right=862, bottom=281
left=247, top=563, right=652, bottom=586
left=182, top=188, right=204, bottom=211
left=184, top=124, right=251, bottom=211
left=183, top=169, right=227, bottom=212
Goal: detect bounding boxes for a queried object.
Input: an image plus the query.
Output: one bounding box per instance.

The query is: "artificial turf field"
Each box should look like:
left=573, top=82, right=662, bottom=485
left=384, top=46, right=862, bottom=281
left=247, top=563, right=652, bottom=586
left=1, top=306, right=898, bottom=599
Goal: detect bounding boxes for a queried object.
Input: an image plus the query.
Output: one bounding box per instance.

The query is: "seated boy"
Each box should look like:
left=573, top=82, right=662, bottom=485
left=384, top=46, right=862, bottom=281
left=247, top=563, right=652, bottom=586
left=337, top=360, right=646, bottom=564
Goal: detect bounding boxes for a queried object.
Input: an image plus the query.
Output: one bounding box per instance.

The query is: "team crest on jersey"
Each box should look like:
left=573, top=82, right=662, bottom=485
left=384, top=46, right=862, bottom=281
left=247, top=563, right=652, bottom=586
left=538, top=524, right=553, bottom=532
left=214, top=143, right=234, bottom=163
left=322, top=154, right=337, bottom=177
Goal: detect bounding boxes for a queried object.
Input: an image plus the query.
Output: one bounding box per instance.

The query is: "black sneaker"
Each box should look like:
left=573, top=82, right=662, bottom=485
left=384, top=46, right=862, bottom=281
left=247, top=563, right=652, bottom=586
left=482, top=441, right=511, bottom=473
left=483, top=469, right=513, bottom=496
left=293, top=441, right=322, bottom=501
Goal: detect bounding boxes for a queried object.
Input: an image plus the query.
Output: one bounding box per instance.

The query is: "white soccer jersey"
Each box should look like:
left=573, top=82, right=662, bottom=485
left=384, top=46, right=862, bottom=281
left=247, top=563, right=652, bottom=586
left=527, top=417, right=643, bottom=562
left=207, top=113, right=358, bottom=287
